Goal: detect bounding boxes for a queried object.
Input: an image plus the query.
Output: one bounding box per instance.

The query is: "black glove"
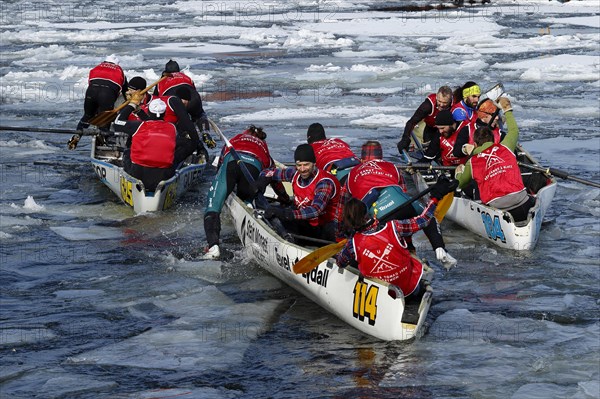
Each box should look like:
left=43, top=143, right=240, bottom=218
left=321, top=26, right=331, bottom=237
left=202, top=131, right=216, bottom=149
left=264, top=206, right=294, bottom=221
left=277, top=193, right=294, bottom=206
left=430, top=175, right=459, bottom=200
left=197, top=115, right=210, bottom=132
left=397, top=136, right=411, bottom=153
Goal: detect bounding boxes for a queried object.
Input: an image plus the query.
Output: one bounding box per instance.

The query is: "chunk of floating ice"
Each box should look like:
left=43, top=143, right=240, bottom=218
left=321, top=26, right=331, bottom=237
left=49, top=226, right=123, bottom=240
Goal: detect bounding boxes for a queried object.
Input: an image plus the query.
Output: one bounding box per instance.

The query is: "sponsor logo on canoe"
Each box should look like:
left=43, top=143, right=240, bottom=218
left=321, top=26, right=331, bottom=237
left=301, top=268, right=329, bottom=288
left=275, top=247, right=291, bottom=271
left=243, top=218, right=269, bottom=253
left=480, top=212, right=506, bottom=243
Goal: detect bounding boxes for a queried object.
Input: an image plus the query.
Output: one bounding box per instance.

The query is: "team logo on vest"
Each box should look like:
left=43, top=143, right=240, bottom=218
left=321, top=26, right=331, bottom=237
left=479, top=146, right=504, bottom=169
left=361, top=243, right=396, bottom=273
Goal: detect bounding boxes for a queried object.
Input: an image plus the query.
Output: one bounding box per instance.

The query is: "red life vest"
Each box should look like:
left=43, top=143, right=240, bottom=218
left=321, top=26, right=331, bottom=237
left=440, top=132, right=468, bottom=166
left=422, top=93, right=454, bottom=127
left=466, top=123, right=501, bottom=145
left=353, top=223, right=423, bottom=296
left=310, top=138, right=357, bottom=171
left=223, top=133, right=272, bottom=169
left=470, top=144, right=526, bottom=204
left=88, top=62, right=125, bottom=90
left=130, top=121, right=176, bottom=168
left=346, top=160, right=401, bottom=200
left=157, top=72, right=195, bottom=96
left=292, top=169, right=341, bottom=226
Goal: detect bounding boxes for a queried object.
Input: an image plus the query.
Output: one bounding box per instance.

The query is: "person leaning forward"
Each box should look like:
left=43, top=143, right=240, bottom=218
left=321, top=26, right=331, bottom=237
left=338, top=140, right=457, bottom=268
left=156, top=59, right=216, bottom=152
left=335, top=175, right=457, bottom=296
left=112, top=94, right=199, bottom=192
left=397, top=85, right=454, bottom=153
left=77, top=54, right=128, bottom=133
left=202, top=125, right=286, bottom=260
left=454, top=97, right=535, bottom=223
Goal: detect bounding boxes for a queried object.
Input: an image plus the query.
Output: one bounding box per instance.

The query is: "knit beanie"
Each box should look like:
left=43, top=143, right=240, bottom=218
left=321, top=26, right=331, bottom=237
left=306, top=123, right=326, bottom=144
left=128, top=76, right=147, bottom=91
left=435, top=110, right=455, bottom=126
left=294, top=144, right=316, bottom=163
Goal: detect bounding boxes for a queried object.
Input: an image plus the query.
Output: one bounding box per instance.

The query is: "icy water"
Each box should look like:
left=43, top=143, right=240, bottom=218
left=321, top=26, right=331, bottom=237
left=1, top=1, right=599, bottom=398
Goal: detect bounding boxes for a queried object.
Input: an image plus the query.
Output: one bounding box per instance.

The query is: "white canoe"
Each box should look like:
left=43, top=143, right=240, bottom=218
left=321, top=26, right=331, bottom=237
left=413, top=145, right=557, bottom=250
left=90, top=135, right=207, bottom=213
left=225, top=192, right=434, bottom=341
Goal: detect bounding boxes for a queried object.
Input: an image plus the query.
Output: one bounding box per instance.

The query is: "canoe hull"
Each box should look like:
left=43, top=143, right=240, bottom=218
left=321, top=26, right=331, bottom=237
left=90, top=135, right=206, bottom=213
left=226, top=194, right=433, bottom=341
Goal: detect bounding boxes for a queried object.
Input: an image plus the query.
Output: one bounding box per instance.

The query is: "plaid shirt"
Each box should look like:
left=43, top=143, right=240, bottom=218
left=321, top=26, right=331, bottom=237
left=265, top=166, right=336, bottom=220
left=336, top=198, right=438, bottom=268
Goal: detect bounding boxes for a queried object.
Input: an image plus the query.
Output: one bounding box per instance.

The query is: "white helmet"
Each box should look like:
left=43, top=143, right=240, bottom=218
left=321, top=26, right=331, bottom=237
left=148, top=99, right=167, bottom=118
left=105, top=54, right=120, bottom=65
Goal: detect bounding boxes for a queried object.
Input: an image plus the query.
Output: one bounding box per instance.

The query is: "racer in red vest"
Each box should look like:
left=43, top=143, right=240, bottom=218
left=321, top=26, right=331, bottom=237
left=113, top=95, right=199, bottom=192
left=156, top=60, right=217, bottom=159
left=455, top=97, right=536, bottom=222
left=397, top=86, right=454, bottom=152
left=338, top=141, right=457, bottom=268
left=256, top=144, right=341, bottom=242
left=155, top=60, right=216, bottom=152
left=306, top=123, right=360, bottom=183
left=421, top=109, right=468, bottom=168
left=203, top=125, right=284, bottom=259
left=451, top=81, right=481, bottom=127
left=77, top=55, right=128, bottom=132
left=336, top=176, right=457, bottom=295
left=126, top=76, right=151, bottom=107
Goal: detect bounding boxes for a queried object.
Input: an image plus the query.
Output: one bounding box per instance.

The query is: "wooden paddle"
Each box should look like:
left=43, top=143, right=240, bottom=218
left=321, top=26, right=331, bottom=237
left=293, top=239, right=347, bottom=275
left=293, top=184, right=436, bottom=275
left=518, top=162, right=600, bottom=189
left=88, top=75, right=167, bottom=128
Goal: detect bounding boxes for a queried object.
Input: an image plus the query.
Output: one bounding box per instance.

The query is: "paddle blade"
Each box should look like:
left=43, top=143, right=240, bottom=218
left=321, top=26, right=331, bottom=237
left=293, top=239, right=347, bottom=275
left=434, top=192, right=454, bottom=223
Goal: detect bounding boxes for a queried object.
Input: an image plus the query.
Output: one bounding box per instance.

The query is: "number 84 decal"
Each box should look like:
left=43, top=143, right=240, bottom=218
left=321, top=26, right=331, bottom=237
left=481, top=212, right=506, bottom=243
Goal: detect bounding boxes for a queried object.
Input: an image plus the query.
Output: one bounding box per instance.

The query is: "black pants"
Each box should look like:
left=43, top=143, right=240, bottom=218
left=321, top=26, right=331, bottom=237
left=204, top=161, right=261, bottom=248
left=78, top=82, right=120, bottom=131
left=508, top=195, right=536, bottom=223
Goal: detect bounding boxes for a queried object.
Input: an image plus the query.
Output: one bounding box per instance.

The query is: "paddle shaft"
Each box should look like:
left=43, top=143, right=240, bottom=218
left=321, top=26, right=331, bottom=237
left=0, top=126, right=96, bottom=135
left=88, top=75, right=167, bottom=127
left=519, top=162, right=600, bottom=189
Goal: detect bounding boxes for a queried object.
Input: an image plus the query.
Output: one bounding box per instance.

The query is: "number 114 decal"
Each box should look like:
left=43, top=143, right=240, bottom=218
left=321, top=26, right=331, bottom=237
left=353, top=281, right=378, bottom=326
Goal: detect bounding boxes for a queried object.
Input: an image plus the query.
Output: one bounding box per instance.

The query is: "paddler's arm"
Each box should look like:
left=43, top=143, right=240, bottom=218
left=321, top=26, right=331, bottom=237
left=390, top=198, right=438, bottom=237
left=455, top=160, right=473, bottom=189
left=500, top=109, right=519, bottom=152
